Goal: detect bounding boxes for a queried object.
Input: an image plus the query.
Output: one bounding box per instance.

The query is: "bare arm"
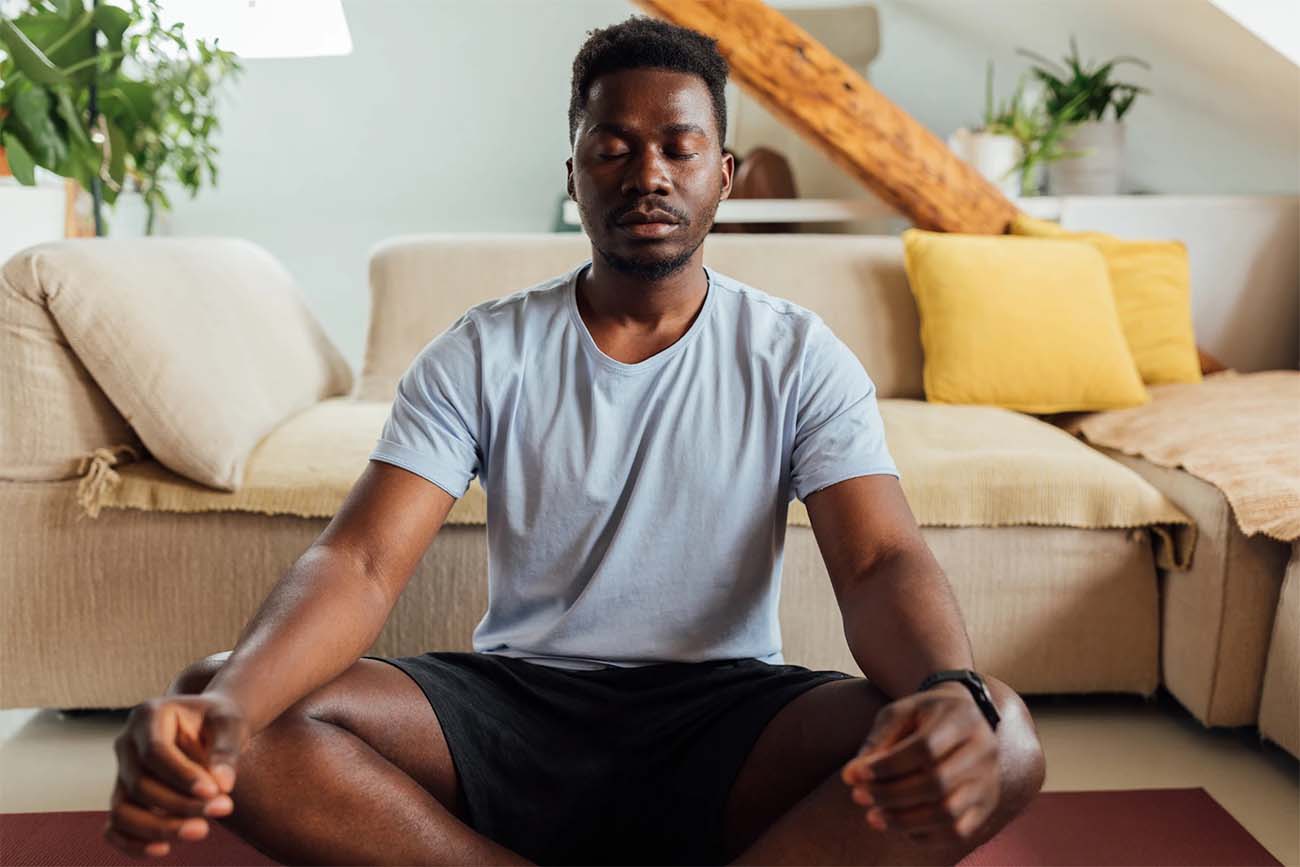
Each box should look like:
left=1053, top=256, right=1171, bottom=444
left=804, top=474, right=974, bottom=700
left=201, top=460, right=458, bottom=735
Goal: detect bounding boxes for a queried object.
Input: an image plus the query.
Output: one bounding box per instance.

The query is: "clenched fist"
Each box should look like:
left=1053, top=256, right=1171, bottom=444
left=105, top=692, right=249, bottom=859
left=840, top=681, right=1000, bottom=844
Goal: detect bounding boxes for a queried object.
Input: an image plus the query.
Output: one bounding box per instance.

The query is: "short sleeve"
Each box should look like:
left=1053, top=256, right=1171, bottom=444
left=790, top=317, right=899, bottom=502
left=369, top=313, right=482, bottom=498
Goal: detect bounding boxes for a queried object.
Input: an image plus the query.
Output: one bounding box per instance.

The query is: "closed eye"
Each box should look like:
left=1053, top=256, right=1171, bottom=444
left=597, top=152, right=697, bottom=160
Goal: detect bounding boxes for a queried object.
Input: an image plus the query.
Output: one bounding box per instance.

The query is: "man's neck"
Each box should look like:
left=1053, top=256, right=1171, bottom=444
left=578, top=250, right=708, bottom=334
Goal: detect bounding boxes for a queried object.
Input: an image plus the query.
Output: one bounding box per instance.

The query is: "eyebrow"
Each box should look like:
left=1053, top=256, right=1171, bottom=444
left=586, top=122, right=709, bottom=138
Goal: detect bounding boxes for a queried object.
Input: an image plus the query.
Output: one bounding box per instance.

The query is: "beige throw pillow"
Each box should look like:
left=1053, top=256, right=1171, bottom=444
left=6, top=238, right=353, bottom=490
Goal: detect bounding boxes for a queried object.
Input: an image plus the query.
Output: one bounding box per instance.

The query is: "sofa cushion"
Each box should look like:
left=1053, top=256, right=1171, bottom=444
left=75, top=397, right=1193, bottom=572
left=2, top=239, right=354, bottom=490
left=901, top=228, right=1150, bottom=413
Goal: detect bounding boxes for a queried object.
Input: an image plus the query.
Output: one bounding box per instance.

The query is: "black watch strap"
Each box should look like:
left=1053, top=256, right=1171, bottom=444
left=918, top=669, right=1000, bottom=732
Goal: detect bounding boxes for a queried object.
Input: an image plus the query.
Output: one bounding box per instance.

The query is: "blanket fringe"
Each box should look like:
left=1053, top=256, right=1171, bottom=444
left=76, top=444, right=143, bottom=519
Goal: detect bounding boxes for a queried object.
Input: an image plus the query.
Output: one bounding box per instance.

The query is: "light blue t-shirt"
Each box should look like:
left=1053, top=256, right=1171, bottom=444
left=369, top=259, right=899, bottom=670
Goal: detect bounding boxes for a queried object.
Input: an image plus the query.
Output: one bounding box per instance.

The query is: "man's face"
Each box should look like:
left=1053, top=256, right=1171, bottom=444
left=567, top=67, right=733, bottom=281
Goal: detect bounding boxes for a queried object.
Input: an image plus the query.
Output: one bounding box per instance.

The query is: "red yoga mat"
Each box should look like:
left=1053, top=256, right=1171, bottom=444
left=0, top=788, right=1281, bottom=866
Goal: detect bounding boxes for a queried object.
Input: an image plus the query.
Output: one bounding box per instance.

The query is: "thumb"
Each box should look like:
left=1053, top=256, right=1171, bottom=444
left=843, top=704, right=918, bottom=785
left=201, top=710, right=245, bottom=794
left=860, top=703, right=919, bottom=757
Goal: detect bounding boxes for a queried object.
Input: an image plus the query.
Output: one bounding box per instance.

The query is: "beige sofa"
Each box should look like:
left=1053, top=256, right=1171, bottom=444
left=0, top=232, right=1271, bottom=743
left=1258, top=543, right=1299, bottom=757
left=1091, top=449, right=1295, bottom=734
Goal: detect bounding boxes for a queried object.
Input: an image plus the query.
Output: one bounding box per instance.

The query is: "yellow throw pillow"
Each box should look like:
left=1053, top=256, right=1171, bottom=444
left=901, top=228, right=1149, bottom=413
left=1011, top=214, right=1202, bottom=385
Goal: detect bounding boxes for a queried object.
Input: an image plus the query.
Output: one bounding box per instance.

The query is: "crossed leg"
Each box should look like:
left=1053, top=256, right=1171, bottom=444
left=722, top=673, right=1045, bottom=866
left=165, top=652, right=533, bottom=866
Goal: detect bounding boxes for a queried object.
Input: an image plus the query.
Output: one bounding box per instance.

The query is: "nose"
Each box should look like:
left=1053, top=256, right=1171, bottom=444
left=620, top=147, right=673, bottom=198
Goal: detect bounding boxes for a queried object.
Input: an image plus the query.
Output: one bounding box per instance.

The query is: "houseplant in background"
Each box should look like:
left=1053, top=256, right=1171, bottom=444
left=1018, top=36, right=1150, bottom=195
left=947, top=62, right=1024, bottom=198
left=0, top=0, right=240, bottom=235
left=950, top=62, right=1086, bottom=197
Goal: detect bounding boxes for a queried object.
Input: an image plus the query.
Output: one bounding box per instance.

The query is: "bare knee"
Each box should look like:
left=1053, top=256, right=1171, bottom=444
left=985, top=675, right=1047, bottom=810
left=166, top=650, right=235, bottom=696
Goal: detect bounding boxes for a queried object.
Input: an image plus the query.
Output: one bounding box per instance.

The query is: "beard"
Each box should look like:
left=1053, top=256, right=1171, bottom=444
left=595, top=236, right=703, bottom=280
left=579, top=190, right=721, bottom=281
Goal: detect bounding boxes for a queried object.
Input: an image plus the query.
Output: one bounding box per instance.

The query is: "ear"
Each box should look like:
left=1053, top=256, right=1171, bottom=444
left=566, top=157, right=575, bottom=201
left=719, top=148, right=735, bottom=202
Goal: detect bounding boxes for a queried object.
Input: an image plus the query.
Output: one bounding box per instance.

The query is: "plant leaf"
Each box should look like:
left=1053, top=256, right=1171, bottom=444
left=53, top=0, right=84, bottom=21
left=21, top=10, right=95, bottom=72
left=92, top=4, right=131, bottom=72
left=10, top=80, right=67, bottom=167
left=0, top=18, right=66, bottom=86
left=106, top=117, right=126, bottom=187
left=2, top=132, right=38, bottom=184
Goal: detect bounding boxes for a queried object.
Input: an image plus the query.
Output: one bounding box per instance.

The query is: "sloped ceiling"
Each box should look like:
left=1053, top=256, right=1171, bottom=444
left=1209, top=0, right=1300, bottom=68
left=866, top=0, right=1299, bottom=195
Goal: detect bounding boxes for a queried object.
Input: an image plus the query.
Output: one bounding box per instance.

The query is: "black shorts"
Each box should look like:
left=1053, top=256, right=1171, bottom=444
left=361, top=650, right=854, bottom=866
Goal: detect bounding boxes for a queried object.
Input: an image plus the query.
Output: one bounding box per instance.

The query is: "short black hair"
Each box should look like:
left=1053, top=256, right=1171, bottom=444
left=568, top=15, right=729, bottom=150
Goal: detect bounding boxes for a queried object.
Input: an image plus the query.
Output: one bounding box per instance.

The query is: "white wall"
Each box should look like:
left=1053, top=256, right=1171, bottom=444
left=163, top=0, right=639, bottom=370
left=157, top=0, right=1299, bottom=372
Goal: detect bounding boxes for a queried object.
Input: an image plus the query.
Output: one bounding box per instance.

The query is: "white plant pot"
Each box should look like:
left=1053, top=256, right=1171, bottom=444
left=1049, top=120, right=1126, bottom=195
left=947, top=128, right=1022, bottom=197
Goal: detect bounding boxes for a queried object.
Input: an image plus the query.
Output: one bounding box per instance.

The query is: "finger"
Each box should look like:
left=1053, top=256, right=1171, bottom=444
left=857, top=734, right=988, bottom=811
left=136, top=768, right=233, bottom=818
left=130, top=704, right=221, bottom=798
left=843, top=703, right=919, bottom=783
left=119, top=737, right=229, bottom=818
left=110, top=797, right=210, bottom=843
left=954, top=797, right=993, bottom=839
left=881, top=778, right=988, bottom=836
left=859, top=709, right=970, bottom=781
left=862, top=703, right=917, bottom=757
left=103, top=823, right=169, bottom=859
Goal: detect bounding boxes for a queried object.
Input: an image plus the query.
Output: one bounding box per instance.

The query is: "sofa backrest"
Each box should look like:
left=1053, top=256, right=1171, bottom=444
left=1, top=238, right=354, bottom=487
left=358, top=232, right=923, bottom=402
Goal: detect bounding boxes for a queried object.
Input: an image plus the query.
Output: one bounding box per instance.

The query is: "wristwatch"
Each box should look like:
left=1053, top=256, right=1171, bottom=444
left=918, top=669, right=1000, bottom=732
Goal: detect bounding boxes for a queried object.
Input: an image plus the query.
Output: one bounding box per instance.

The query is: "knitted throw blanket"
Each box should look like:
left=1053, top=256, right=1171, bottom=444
left=74, top=396, right=1194, bottom=567
left=1057, top=370, right=1300, bottom=543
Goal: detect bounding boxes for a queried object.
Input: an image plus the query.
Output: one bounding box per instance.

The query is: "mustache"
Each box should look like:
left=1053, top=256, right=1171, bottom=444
left=607, top=201, right=690, bottom=226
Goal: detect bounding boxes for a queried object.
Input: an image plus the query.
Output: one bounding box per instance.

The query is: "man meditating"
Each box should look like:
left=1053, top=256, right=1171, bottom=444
left=106, top=16, right=1044, bottom=866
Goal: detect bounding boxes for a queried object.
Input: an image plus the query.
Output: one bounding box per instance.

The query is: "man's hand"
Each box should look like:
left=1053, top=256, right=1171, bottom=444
left=839, top=681, right=1000, bottom=844
left=105, top=693, right=249, bottom=859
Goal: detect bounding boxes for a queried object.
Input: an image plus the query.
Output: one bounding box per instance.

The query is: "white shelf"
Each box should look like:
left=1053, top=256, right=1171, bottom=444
left=560, top=196, right=1065, bottom=227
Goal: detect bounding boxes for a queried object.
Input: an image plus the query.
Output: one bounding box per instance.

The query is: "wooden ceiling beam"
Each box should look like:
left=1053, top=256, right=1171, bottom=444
left=629, top=0, right=1020, bottom=234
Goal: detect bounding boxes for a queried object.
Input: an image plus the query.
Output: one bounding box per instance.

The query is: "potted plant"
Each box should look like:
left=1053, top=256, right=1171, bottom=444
left=947, top=62, right=1024, bottom=197
left=950, top=63, right=1087, bottom=197
left=1017, top=36, right=1150, bottom=195
left=0, top=0, right=240, bottom=234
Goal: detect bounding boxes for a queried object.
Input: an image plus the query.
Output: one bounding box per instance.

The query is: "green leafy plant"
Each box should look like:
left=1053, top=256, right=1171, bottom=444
left=0, top=0, right=241, bottom=234
left=979, top=62, right=1086, bottom=196
left=1016, top=35, right=1150, bottom=123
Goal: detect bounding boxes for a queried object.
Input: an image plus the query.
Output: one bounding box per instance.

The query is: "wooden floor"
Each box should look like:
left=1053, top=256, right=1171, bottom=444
left=1, top=687, right=1296, bottom=865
